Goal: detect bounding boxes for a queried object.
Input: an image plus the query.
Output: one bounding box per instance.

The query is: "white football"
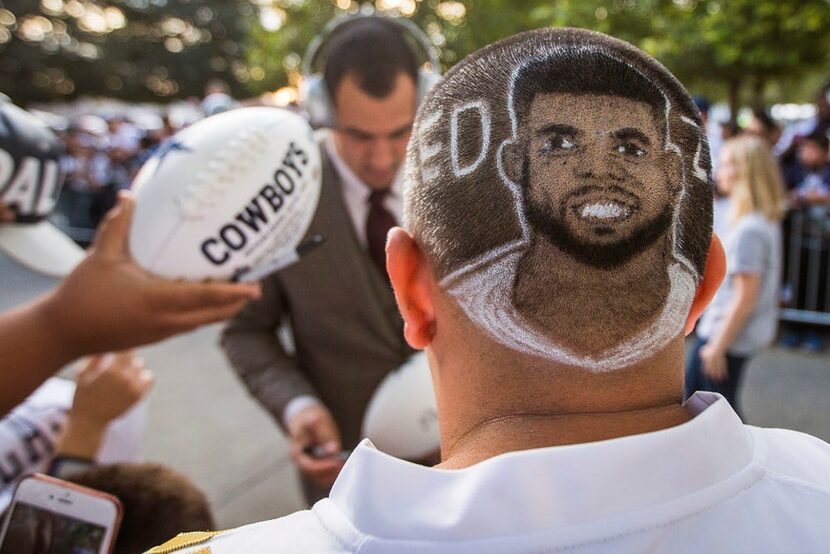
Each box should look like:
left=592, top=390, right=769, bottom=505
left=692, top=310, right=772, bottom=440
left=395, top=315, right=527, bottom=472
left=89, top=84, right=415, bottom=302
left=129, top=107, right=321, bottom=281
left=362, top=352, right=440, bottom=460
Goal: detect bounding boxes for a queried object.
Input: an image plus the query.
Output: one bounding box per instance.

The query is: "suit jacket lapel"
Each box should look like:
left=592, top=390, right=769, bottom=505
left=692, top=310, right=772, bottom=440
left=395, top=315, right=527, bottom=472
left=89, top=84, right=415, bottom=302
left=306, top=144, right=403, bottom=349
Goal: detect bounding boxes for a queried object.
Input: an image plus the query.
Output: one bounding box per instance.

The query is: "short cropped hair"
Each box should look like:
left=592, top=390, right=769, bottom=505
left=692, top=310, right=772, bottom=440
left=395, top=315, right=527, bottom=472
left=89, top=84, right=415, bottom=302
left=511, top=51, right=668, bottom=145
left=323, top=17, right=419, bottom=101
left=68, top=463, right=215, bottom=554
left=402, top=28, right=713, bottom=367
left=404, top=28, right=712, bottom=281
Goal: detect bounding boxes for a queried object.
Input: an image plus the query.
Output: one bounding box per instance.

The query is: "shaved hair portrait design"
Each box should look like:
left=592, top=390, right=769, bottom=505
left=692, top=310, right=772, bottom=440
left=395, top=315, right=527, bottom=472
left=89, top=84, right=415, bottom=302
left=403, top=29, right=713, bottom=371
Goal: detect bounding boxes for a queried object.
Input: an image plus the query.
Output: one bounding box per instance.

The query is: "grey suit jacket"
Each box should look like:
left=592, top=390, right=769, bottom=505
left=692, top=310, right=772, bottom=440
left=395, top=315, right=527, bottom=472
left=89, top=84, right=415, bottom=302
left=220, top=142, right=412, bottom=448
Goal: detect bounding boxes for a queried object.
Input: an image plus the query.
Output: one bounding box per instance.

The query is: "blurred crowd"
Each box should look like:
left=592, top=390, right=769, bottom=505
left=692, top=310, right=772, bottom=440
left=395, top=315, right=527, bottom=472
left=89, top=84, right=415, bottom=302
left=696, top=81, right=830, bottom=355
left=51, top=79, right=243, bottom=241
left=55, top=114, right=176, bottom=237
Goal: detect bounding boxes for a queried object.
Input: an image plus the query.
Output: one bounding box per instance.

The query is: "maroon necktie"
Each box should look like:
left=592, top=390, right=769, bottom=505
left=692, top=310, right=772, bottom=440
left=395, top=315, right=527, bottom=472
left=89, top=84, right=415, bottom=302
left=366, top=189, right=397, bottom=278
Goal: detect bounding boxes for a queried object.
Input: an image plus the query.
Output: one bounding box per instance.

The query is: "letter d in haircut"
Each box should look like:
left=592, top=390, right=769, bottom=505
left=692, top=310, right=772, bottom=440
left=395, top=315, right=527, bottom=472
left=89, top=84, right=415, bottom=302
left=403, top=28, right=713, bottom=371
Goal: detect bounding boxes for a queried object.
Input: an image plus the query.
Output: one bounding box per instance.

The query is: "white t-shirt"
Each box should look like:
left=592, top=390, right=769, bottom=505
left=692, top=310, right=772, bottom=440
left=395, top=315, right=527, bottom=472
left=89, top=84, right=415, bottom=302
left=164, top=392, right=830, bottom=553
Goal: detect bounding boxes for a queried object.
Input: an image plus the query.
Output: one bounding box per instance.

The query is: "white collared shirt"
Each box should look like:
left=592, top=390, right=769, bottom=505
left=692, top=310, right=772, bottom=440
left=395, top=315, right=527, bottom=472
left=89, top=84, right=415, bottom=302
left=324, top=135, right=403, bottom=249
left=171, top=392, right=830, bottom=553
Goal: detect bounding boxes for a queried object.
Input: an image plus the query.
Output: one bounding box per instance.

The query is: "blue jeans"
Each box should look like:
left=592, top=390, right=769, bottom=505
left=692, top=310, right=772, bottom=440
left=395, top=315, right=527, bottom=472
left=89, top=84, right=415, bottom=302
left=685, top=336, right=749, bottom=419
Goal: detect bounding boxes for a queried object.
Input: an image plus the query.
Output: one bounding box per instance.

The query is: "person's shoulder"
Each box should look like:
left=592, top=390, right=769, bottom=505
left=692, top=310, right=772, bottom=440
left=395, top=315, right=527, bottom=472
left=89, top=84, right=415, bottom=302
left=751, top=426, right=830, bottom=492
left=732, top=213, right=776, bottom=243
left=735, top=212, right=772, bottom=230
left=146, top=510, right=343, bottom=553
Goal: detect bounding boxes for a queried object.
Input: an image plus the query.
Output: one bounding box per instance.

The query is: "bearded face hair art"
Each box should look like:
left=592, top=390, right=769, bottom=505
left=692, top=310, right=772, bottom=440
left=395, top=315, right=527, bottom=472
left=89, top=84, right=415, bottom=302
left=402, top=28, right=713, bottom=371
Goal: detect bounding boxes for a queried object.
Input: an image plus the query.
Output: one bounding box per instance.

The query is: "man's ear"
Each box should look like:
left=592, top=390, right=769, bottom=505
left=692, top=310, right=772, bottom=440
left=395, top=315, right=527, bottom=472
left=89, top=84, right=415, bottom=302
left=386, top=227, right=436, bottom=349
left=684, top=234, right=726, bottom=335
left=500, top=140, right=524, bottom=184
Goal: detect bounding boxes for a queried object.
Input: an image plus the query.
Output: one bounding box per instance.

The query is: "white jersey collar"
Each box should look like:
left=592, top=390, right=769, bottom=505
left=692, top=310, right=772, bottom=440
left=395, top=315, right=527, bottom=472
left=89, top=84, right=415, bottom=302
left=323, top=392, right=753, bottom=543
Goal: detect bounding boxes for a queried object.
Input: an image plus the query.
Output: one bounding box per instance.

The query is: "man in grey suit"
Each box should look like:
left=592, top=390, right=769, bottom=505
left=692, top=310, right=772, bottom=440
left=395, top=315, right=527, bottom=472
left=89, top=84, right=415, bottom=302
left=221, top=17, right=421, bottom=503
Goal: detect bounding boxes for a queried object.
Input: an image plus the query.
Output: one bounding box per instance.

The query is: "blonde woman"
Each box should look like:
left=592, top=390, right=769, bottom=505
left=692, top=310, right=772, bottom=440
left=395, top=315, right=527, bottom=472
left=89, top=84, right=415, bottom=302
left=686, top=135, right=786, bottom=416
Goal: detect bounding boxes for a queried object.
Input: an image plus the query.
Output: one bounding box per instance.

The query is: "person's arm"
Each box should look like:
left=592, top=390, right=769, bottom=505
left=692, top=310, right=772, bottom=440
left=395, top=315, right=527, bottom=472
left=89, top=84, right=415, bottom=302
left=220, top=275, right=318, bottom=427
left=0, top=194, right=260, bottom=414
left=220, top=276, right=343, bottom=486
left=801, top=189, right=830, bottom=206
left=54, top=352, right=153, bottom=461
left=699, top=272, right=762, bottom=382
left=699, top=223, right=768, bottom=382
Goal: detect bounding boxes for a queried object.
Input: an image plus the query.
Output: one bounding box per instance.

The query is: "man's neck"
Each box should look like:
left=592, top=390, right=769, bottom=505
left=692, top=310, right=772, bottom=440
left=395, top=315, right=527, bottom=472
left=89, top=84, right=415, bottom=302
left=430, top=335, right=690, bottom=470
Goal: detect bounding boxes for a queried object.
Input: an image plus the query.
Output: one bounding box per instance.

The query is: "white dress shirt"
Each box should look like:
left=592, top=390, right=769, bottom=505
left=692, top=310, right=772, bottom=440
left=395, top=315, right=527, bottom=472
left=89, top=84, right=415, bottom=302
left=324, top=135, right=403, bottom=249
left=172, top=391, right=830, bottom=553
left=281, top=137, right=404, bottom=428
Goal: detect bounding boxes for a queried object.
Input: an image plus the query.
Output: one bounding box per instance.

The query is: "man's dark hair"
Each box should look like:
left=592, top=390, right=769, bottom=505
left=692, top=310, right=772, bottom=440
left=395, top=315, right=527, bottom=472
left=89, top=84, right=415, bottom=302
left=510, top=53, right=675, bottom=271
left=323, top=17, right=419, bottom=101
left=511, top=51, right=668, bottom=142
left=68, top=463, right=215, bottom=554
left=405, top=28, right=713, bottom=282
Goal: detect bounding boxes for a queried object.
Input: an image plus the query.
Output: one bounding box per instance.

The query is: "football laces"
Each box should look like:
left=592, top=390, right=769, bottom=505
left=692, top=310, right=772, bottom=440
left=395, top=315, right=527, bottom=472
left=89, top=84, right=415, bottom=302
left=177, top=125, right=272, bottom=219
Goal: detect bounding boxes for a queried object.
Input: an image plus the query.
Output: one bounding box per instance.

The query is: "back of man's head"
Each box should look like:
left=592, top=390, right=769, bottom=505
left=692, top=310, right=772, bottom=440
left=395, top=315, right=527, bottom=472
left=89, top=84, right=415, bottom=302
left=403, top=28, right=713, bottom=371
left=67, top=463, right=215, bottom=554
left=323, top=17, right=419, bottom=102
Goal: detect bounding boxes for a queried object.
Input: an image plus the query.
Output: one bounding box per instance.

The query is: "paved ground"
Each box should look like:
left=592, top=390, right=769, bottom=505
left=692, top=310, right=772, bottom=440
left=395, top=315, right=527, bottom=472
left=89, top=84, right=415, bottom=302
left=2, top=253, right=828, bottom=529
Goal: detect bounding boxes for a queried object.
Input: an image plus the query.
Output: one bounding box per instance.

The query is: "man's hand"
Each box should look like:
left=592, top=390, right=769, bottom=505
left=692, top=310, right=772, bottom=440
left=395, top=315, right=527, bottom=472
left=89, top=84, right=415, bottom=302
left=700, top=343, right=728, bottom=383
left=39, top=192, right=262, bottom=358
left=58, top=351, right=153, bottom=459
left=287, top=404, right=345, bottom=488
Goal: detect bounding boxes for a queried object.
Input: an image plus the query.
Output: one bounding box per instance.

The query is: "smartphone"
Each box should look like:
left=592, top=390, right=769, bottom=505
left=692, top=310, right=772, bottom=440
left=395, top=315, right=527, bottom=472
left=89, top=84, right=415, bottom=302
left=0, top=474, right=122, bottom=554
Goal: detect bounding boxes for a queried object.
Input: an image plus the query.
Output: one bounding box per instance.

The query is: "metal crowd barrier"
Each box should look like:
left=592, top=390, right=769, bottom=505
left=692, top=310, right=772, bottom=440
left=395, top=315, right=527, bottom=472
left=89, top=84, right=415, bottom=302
left=781, top=207, right=830, bottom=326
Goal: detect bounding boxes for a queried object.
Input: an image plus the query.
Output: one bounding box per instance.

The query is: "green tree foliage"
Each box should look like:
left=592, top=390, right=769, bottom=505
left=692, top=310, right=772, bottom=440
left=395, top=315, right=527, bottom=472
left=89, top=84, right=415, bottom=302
left=0, top=0, right=254, bottom=104
left=248, top=0, right=829, bottom=118
left=246, top=0, right=592, bottom=95
left=538, top=0, right=830, bottom=121
left=1, top=0, right=828, bottom=112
